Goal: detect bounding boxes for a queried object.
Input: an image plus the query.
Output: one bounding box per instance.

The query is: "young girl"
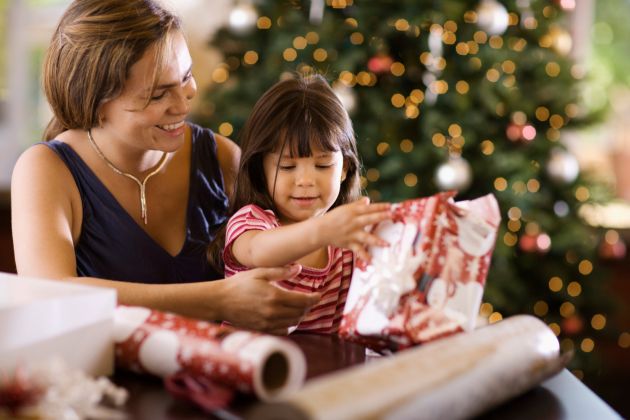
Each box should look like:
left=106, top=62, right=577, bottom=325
left=210, top=74, right=391, bottom=334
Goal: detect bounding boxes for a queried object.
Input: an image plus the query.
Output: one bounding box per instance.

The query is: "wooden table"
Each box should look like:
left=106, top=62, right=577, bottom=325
left=113, top=333, right=621, bottom=419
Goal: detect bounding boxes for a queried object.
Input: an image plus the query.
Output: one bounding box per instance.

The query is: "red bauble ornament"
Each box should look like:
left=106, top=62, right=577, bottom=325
left=519, top=234, right=537, bottom=253
left=561, top=315, right=584, bottom=335
left=367, top=55, right=393, bottom=74
left=506, top=123, right=536, bottom=142
left=599, top=238, right=627, bottom=260
left=519, top=233, right=551, bottom=254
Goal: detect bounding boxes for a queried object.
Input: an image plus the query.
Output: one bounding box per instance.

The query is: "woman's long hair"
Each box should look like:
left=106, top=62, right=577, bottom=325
left=208, top=74, right=362, bottom=271
left=42, top=0, right=180, bottom=140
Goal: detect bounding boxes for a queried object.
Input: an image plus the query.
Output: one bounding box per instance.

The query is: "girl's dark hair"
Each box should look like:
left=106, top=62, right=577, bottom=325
left=208, top=74, right=361, bottom=271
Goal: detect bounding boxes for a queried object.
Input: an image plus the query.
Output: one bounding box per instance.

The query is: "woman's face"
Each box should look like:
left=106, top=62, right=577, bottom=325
left=99, top=30, right=197, bottom=154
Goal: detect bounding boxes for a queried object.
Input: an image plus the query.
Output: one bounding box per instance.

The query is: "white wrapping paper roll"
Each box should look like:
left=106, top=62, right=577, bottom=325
left=113, top=306, right=306, bottom=401
left=251, top=315, right=566, bottom=419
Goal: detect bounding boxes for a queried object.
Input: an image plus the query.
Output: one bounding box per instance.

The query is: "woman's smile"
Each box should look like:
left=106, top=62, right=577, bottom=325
left=156, top=120, right=186, bottom=137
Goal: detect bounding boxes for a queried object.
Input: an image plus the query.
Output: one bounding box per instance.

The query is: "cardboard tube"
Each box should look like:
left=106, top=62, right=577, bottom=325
left=250, top=315, right=566, bottom=419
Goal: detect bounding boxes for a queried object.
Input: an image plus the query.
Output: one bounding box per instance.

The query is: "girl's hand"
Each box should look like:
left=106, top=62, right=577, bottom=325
left=317, top=197, right=391, bottom=261
left=219, top=264, right=321, bottom=335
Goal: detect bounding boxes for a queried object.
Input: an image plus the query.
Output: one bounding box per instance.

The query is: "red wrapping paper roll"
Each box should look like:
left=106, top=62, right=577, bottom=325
left=113, top=306, right=306, bottom=402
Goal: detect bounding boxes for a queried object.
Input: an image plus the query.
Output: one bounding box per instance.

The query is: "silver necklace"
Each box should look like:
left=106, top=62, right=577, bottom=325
left=87, top=129, right=168, bottom=225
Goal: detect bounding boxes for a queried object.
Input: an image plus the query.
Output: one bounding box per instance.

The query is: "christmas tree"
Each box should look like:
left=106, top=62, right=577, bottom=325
left=194, top=0, right=618, bottom=376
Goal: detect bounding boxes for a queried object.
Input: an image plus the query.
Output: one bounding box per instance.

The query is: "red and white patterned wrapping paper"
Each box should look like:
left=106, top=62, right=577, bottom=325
left=340, top=192, right=501, bottom=350
left=113, top=306, right=306, bottom=401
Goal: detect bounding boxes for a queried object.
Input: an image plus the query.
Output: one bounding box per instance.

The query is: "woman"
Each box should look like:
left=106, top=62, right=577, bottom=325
left=11, top=0, right=318, bottom=334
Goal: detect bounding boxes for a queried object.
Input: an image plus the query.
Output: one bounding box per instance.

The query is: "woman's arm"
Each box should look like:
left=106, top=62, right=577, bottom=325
left=231, top=198, right=391, bottom=268
left=12, top=144, right=81, bottom=279
left=60, top=265, right=317, bottom=335
left=11, top=145, right=317, bottom=334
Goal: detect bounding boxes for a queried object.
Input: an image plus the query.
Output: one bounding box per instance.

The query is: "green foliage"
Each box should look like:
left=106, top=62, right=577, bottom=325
left=195, top=0, right=616, bottom=375
left=593, top=0, right=630, bottom=87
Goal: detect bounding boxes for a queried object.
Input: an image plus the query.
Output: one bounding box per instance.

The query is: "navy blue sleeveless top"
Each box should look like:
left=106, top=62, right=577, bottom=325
left=44, top=123, right=228, bottom=283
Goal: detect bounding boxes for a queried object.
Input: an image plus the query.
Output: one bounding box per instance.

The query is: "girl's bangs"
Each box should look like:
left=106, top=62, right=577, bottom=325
left=277, top=110, right=344, bottom=157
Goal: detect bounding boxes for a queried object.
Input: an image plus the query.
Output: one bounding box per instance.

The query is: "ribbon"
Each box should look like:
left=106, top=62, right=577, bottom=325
left=164, top=371, right=234, bottom=412
left=364, top=223, right=426, bottom=318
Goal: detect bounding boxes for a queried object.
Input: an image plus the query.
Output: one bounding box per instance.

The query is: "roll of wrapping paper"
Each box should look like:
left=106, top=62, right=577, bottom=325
left=249, top=315, right=568, bottom=420
left=113, top=306, right=306, bottom=403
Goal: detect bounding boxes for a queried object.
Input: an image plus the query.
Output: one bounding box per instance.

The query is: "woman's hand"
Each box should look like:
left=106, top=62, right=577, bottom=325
left=317, top=197, right=391, bottom=262
left=218, top=264, right=321, bottom=335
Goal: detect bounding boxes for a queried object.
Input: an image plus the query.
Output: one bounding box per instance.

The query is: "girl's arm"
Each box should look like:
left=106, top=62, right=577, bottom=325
left=11, top=146, right=318, bottom=334
left=230, top=198, right=391, bottom=268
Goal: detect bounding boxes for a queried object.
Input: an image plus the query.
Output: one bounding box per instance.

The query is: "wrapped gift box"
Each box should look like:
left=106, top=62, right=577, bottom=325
left=340, top=192, right=501, bottom=349
left=0, top=273, right=116, bottom=376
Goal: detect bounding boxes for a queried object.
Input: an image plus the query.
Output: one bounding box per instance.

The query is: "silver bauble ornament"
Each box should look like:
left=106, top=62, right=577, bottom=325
left=476, top=0, right=509, bottom=36
left=547, top=148, right=579, bottom=184
left=229, top=3, right=258, bottom=35
left=435, top=156, right=473, bottom=191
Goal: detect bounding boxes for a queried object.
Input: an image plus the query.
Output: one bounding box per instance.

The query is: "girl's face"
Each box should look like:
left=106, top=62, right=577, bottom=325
left=263, top=143, right=347, bottom=224
left=98, top=30, right=197, bottom=155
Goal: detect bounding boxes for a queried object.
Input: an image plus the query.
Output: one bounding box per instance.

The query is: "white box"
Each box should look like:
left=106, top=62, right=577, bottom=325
left=0, top=273, right=116, bottom=376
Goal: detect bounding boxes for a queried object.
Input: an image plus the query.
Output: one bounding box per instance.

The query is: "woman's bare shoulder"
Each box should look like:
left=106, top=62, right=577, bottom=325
left=213, top=133, right=241, bottom=199
left=214, top=133, right=241, bottom=161
left=15, top=142, right=60, bottom=172
left=14, top=130, right=87, bottom=180
left=11, top=139, right=82, bottom=213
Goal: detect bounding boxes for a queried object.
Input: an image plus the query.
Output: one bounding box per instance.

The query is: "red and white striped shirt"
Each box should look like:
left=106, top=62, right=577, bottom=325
left=224, top=204, right=353, bottom=334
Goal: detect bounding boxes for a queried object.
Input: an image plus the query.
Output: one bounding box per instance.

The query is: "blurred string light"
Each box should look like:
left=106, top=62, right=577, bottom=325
left=548, top=323, right=561, bottom=336
left=533, top=300, right=548, bottom=316
left=479, top=302, right=493, bottom=317
left=540, top=25, right=573, bottom=56
left=400, top=139, right=414, bottom=153
left=488, top=312, right=503, bottom=324
left=567, top=281, right=582, bottom=297
left=211, top=65, right=229, bottom=84
left=257, top=16, right=271, bottom=30
left=243, top=50, right=258, bottom=65
left=591, top=314, right=606, bottom=330
left=554, top=200, right=569, bottom=217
